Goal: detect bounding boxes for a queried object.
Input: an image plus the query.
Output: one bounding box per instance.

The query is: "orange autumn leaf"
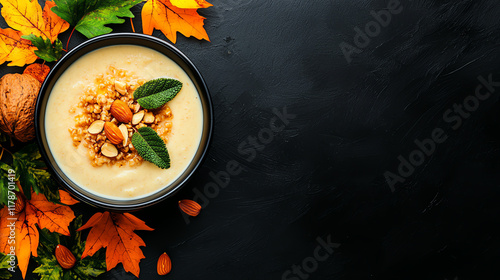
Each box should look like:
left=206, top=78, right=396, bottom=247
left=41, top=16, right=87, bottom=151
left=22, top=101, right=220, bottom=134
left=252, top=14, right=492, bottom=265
left=41, top=1, right=70, bottom=42
left=58, top=189, right=80, bottom=205
left=142, top=0, right=211, bottom=44
left=78, top=212, right=154, bottom=278
left=0, top=28, right=37, bottom=66
left=12, top=210, right=38, bottom=279
left=0, top=191, right=77, bottom=279
left=0, top=0, right=69, bottom=42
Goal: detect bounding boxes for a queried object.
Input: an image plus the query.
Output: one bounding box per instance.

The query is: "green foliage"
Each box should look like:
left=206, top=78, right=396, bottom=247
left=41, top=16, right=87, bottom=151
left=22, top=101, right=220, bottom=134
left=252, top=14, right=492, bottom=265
left=0, top=162, right=17, bottom=207
left=33, top=216, right=106, bottom=280
left=131, top=127, right=170, bottom=169
left=52, top=0, right=144, bottom=38
left=0, top=253, right=13, bottom=279
left=133, top=78, right=183, bottom=109
left=21, top=35, right=63, bottom=62
left=8, top=143, right=59, bottom=202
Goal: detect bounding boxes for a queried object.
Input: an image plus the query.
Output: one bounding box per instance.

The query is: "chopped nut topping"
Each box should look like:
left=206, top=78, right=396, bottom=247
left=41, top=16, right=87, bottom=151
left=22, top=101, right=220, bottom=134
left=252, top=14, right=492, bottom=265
left=69, top=66, right=174, bottom=167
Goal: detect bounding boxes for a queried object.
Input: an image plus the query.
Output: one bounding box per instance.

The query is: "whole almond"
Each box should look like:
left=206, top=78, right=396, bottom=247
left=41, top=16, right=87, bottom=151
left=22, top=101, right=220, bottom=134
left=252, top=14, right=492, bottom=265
left=110, top=100, right=133, bottom=123
left=157, top=252, right=172, bottom=275
left=104, top=122, right=124, bottom=145
left=55, top=244, right=76, bottom=269
left=178, top=200, right=201, bottom=217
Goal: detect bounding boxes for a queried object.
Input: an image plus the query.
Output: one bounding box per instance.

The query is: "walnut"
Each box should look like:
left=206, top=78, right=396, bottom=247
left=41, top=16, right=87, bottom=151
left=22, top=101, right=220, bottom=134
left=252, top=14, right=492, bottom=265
left=0, top=74, right=41, bottom=142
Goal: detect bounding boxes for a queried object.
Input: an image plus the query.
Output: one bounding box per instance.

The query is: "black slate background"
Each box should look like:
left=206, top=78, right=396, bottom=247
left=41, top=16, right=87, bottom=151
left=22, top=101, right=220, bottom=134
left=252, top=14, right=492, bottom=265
left=2, top=0, right=500, bottom=279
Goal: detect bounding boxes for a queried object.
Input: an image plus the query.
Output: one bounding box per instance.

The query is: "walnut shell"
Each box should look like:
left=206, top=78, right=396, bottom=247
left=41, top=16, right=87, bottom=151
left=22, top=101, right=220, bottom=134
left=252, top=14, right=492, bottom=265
left=0, top=74, right=41, bottom=142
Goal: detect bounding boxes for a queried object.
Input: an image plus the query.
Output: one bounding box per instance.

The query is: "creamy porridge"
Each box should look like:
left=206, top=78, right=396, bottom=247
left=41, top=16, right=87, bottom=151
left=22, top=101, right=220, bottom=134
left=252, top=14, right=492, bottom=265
left=45, top=45, right=203, bottom=199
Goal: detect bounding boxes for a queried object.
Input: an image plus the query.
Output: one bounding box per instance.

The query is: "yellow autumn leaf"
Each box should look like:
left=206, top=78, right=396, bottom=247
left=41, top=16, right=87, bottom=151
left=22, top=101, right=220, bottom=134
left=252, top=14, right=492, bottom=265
left=0, top=0, right=69, bottom=66
left=0, top=0, right=69, bottom=42
left=0, top=0, right=45, bottom=39
left=0, top=28, right=37, bottom=66
left=170, top=0, right=212, bottom=9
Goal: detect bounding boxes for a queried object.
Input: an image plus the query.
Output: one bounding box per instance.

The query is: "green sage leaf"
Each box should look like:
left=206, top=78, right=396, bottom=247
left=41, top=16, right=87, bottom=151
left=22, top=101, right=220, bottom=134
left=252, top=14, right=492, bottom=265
left=133, top=78, right=182, bottom=109
left=131, top=127, right=170, bottom=169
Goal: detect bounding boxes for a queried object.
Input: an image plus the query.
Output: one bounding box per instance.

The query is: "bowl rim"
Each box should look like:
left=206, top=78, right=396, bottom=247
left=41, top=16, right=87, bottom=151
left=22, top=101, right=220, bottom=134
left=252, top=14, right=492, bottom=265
left=34, top=33, right=213, bottom=211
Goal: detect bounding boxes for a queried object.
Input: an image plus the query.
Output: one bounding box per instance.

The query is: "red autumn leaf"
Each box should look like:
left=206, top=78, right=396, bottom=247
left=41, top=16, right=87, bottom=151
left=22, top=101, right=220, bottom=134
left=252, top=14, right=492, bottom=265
left=78, top=212, right=153, bottom=278
left=0, top=190, right=77, bottom=278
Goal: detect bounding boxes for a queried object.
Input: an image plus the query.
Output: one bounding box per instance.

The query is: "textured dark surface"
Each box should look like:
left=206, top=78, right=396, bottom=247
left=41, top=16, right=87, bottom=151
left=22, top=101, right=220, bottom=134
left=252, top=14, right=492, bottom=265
left=3, top=0, right=500, bottom=279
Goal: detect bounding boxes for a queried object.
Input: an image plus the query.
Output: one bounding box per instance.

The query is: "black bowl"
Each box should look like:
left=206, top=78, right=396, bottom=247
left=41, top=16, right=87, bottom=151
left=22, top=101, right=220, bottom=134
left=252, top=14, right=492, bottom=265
left=35, top=33, right=213, bottom=211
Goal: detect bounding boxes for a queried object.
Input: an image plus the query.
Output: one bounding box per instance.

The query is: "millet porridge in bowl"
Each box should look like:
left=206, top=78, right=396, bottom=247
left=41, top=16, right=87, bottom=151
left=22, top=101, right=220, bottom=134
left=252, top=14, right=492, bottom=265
left=44, top=44, right=204, bottom=201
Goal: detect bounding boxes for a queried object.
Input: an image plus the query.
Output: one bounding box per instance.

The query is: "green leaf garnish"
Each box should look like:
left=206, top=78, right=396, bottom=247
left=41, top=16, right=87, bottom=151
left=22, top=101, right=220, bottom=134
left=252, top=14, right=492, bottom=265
left=133, top=78, right=182, bottom=109
left=21, top=35, right=63, bottom=62
left=52, top=0, right=144, bottom=39
left=131, top=127, right=170, bottom=169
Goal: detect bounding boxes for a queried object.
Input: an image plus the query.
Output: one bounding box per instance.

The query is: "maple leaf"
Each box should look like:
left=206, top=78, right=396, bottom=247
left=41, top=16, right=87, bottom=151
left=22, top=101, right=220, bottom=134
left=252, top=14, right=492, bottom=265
left=42, top=0, right=70, bottom=42
left=78, top=212, right=153, bottom=278
left=52, top=0, right=144, bottom=39
left=142, top=0, right=211, bottom=44
left=0, top=190, right=78, bottom=279
left=33, top=216, right=106, bottom=280
left=0, top=0, right=69, bottom=66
